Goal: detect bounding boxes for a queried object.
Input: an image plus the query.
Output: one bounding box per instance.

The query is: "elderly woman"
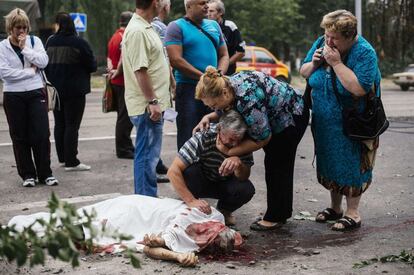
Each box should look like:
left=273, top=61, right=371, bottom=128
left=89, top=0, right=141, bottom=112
left=194, top=66, right=309, bottom=231
left=299, top=10, right=381, bottom=231
left=0, top=8, right=58, bottom=187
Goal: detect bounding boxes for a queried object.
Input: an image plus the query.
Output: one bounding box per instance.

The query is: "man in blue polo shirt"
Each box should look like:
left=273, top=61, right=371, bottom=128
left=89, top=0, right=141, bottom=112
left=165, top=0, right=229, bottom=150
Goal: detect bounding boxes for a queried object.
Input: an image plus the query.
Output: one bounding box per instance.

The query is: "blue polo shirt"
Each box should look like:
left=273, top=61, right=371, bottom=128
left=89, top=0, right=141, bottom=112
left=165, top=18, right=225, bottom=84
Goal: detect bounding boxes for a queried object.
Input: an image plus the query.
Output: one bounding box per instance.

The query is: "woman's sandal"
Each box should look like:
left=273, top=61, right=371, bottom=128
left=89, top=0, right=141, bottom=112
left=331, top=216, right=361, bottom=232
left=250, top=219, right=286, bottom=231
left=315, top=208, right=343, bottom=223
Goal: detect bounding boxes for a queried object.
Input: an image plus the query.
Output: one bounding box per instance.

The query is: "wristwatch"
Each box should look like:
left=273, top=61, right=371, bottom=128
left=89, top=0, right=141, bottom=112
left=148, top=98, right=159, bottom=105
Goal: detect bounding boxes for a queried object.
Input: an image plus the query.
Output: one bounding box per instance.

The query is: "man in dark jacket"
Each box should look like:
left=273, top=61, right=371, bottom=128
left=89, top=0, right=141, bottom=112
left=45, top=12, right=97, bottom=172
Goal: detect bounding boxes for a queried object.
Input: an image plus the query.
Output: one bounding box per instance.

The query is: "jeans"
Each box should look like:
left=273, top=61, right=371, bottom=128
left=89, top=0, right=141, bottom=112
left=130, top=112, right=163, bottom=196
left=183, top=163, right=255, bottom=212
left=262, top=107, right=310, bottom=222
left=175, top=83, right=211, bottom=150
left=53, top=96, right=85, bottom=167
left=3, top=90, right=52, bottom=181
left=111, top=84, right=134, bottom=156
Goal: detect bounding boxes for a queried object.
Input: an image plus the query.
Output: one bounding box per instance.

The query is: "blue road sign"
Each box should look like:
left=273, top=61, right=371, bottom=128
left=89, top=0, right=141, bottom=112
left=70, top=13, right=87, bottom=32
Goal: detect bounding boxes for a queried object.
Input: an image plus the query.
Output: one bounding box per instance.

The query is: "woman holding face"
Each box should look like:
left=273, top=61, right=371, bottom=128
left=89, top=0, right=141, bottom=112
left=300, top=10, right=381, bottom=231
left=0, top=8, right=58, bottom=187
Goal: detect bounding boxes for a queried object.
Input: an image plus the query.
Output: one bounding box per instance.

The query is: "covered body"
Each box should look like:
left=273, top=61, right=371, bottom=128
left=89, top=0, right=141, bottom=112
left=8, top=195, right=226, bottom=253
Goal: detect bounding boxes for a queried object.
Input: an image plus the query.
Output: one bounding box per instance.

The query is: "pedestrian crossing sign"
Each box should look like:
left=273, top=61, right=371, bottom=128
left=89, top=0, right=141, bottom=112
left=70, top=13, right=87, bottom=32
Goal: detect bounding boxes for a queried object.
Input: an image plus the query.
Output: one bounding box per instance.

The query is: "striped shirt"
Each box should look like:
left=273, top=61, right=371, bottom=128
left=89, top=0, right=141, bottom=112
left=178, top=124, right=254, bottom=182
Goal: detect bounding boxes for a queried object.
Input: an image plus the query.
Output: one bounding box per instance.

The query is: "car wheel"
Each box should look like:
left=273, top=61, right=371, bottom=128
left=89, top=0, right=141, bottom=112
left=276, top=75, right=288, bottom=83
left=400, top=85, right=409, bottom=91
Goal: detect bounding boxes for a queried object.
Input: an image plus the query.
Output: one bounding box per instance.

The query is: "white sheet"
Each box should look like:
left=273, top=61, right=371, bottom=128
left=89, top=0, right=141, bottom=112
left=8, top=195, right=225, bottom=253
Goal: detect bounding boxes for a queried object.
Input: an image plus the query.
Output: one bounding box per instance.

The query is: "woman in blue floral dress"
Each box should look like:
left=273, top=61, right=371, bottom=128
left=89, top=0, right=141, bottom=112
left=300, top=10, right=381, bottom=231
left=194, top=66, right=309, bottom=231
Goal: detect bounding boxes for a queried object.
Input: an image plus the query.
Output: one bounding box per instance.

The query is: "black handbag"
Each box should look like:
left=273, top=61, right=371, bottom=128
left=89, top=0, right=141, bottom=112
left=331, top=69, right=389, bottom=141
left=303, top=80, right=313, bottom=109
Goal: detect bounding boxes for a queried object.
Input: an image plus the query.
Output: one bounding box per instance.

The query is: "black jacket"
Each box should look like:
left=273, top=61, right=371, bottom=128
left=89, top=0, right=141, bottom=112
left=45, top=33, right=97, bottom=99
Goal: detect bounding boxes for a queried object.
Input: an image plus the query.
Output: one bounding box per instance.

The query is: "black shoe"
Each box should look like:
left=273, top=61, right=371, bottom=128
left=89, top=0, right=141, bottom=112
left=156, top=163, right=169, bottom=175
left=117, top=152, right=134, bottom=159
left=157, top=174, right=169, bottom=183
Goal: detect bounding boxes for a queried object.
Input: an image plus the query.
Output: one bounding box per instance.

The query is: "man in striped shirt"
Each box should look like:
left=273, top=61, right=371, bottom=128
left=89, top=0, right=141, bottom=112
left=168, top=110, right=255, bottom=226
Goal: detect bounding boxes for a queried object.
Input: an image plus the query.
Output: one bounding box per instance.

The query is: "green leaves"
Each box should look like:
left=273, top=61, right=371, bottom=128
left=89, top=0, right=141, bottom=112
left=0, top=192, right=140, bottom=269
left=127, top=251, right=141, bottom=269
left=353, top=250, right=414, bottom=268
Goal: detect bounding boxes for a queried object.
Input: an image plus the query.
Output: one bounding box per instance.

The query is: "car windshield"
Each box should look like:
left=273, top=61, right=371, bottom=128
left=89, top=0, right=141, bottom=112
left=241, top=50, right=252, bottom=62
left=255, top=50, right=275, bottom=64
left=406, top=66, right=414, bottom=73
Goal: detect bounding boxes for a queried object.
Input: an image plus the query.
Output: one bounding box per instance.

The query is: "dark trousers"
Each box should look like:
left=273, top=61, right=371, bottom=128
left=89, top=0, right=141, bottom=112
left=175, top=83, right=211, bottom=150
left=53, top=96, right=85, bottom=167
left=112, top=84, right=134, bottom=156
left=183, top=163, right=255, bottom=212
left=3, top=90, right=52, bottom=181
left=263, top=108, right=310, bottom=222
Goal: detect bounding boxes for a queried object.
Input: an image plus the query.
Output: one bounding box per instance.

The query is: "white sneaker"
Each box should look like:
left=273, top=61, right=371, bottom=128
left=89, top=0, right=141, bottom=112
left=65, top=163, right=91, bottom=172
left=22, top=178, right=35, bottom=187
left=45, top=176, right=59, bottom=186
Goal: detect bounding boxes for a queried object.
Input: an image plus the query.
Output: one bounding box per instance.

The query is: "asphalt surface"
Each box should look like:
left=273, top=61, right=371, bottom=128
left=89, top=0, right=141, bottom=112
left=0, top=83, right=413, bottom=274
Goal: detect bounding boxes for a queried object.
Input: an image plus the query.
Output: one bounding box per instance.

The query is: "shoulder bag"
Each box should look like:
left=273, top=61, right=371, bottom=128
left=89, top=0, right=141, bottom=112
left=183, top=17, right=219, bottom=57
left=40, top=70, right=60, bottom=111
left=331, top=68, right=389, bottom=141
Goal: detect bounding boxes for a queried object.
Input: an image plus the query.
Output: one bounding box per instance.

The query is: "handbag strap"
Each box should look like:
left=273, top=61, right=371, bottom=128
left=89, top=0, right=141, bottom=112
left=30, top=35, right=48, bottom=84
left=183, top=17, right=218, bottom=52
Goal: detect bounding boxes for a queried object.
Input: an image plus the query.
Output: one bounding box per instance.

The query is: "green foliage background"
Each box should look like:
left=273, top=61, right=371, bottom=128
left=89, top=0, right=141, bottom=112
left=35, top=0, right=414, bottom=75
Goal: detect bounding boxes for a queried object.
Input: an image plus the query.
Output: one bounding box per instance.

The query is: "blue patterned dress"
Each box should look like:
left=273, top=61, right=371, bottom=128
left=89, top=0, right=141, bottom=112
left=228, top=71, right=308, bottom=222
left=229, top=71, right=304, bottom=140
left=303, top=36, right=381, bottom=196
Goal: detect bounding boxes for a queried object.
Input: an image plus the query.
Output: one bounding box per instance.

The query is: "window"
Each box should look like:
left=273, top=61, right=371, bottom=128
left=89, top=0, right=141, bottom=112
left=241, top=50, right=252, bottom=62
left=255, top=50, right=275, bottom=64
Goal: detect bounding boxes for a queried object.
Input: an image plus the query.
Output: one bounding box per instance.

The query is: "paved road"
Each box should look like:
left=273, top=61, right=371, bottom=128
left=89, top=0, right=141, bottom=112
left=0, top=86, right=413, bottom=274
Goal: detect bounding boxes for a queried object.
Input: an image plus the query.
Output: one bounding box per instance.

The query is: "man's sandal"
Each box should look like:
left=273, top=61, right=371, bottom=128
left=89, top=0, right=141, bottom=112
left=315, top=208, right=343, bottom=223
left=331, top=216, right=361, bottom=232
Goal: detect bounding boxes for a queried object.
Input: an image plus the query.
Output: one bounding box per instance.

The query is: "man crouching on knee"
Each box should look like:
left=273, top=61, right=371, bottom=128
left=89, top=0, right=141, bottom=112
left=168, top=110, right=255, bottom=226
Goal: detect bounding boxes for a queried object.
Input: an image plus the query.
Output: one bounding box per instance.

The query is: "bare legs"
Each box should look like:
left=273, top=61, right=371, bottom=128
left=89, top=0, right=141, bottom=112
left=142, top=234, right=198, bottom=267
left=316, top=191, right=362, bottom=230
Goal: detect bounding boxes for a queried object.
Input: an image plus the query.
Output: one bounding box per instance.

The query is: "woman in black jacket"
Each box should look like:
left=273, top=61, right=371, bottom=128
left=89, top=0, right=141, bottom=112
left=45, top=12, right=97, bottom=171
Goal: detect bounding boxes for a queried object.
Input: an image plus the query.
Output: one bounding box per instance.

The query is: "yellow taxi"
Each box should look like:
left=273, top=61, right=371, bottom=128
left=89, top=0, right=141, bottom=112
left=236, top=46, right=291, bottom=83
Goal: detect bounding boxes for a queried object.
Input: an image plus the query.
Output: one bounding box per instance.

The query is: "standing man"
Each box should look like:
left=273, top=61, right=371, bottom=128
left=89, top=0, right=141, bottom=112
left=122, top=0, right=170, bottom=196
left=165, top=0, right=229, bottom=150
left=207, top=0, right=245, bottom=75
left=151, top=0, right=170, bottom=41
left=107, top=11, right=134, bottom=160
left=151, top=0, right=173, bottom=181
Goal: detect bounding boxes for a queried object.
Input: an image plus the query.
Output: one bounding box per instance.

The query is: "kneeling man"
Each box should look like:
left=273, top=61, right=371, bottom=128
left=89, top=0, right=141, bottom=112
left=168, top=110, right=255, bottom=225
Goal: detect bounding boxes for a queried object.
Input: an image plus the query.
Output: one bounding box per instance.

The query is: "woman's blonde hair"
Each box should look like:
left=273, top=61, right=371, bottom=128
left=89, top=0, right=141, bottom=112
left=195, top=66, right=230, bottom=100
left=320, top=10, right=357, bottom=39
left=4, top=8, right=31, bottom=34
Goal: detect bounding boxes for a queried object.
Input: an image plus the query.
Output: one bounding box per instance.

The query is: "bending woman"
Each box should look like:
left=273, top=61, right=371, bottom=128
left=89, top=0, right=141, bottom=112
left=194, top=67, right=309, bottom=231
left=299, top=10, right=381, bottom=231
